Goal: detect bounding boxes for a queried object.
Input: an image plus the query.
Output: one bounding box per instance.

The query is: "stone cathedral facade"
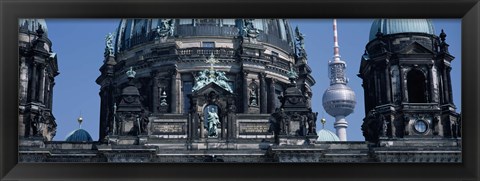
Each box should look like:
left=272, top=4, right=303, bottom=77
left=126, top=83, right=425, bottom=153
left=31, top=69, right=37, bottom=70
left=19, top=19, right=461, bottom=163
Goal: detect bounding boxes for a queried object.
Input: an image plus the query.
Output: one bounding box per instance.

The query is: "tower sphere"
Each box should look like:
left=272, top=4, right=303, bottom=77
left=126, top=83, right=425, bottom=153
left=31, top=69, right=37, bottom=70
left=322, top=84, right=356, bottom=117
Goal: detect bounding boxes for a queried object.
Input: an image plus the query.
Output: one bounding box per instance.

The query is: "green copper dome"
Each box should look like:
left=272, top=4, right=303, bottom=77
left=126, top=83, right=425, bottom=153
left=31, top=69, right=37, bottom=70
left=316, top=129, right=340, bottom=141
left=65, top=129, right=93, bottom=142
left=369, top=19, right=435, bottom=41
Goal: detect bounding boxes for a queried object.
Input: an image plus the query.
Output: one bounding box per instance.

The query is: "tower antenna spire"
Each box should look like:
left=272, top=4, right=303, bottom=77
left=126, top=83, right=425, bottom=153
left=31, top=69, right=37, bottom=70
left=333, top=19, right=341, bottom=62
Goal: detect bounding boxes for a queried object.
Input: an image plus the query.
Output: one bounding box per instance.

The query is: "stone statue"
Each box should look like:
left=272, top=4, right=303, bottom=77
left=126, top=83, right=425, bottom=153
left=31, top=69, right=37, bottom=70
left=249, top=88, right=258, bottom=106
left=287, top=65, right=298, bottom=80
left=295, top=26, right=307, bottom=58
left=140, top=109, right=150, bottom=134
left=278, top=108, right=288, bottom=134
left=104, top=32, right=115, bottom=57
left=192, top=70, right=208, bottom=91
left=206, top=107, right=220, bottom=137
left=243, top=19, right=260, bottom=42
left=382, top=115, right=388, bottom=137
left=306, top=110, right=317, bottom=135
left=190, top=54, right=234, bottom=93
left=192, top=69, right=233, bottom=93
left=156, top=19, right=174, bottom=38
left=216, top=71, right=228, bottom=82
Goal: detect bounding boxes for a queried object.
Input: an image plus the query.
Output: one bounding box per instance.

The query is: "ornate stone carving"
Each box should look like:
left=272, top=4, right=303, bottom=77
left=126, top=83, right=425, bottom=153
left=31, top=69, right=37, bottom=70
left=192, top=54, right=233, bottom=93
left=249, top=80, right=258, bottom=106
left=206, top=107, right=220, bottom=137
left=295, top=26, right=307, bottom=58
left=156, top=19, right=174, bottom=38
left=242, top=19, right=260, bottom=43
left=104, top=32, right=115, bottom=57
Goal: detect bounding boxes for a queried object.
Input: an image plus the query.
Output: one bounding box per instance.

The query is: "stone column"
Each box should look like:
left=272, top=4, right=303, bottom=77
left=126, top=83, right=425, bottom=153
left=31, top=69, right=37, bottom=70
left=38, top=65, right=46, bottom=104
left=242, top=71, right=249, bottom=113
left=428, top=65, right=435, bottom=103
left=268, top=78, right=276, bottom=113
left=199, top=114, right=205, bottom=139
left=49, top=82, right=55, bottom=108
left=259, top=73, right=267, bottom=113
left=383, top=63, right=392, bottom=103
left=446, top=66, right=453, bottom=104
left=152, top=74, right=159, bottom=113
left=187, top=113, right=192, bottom=140
left=19, top=58, right=29, bottom=104
left=30, top=62, right=38, bottom=102
left=99, top=90, right=107, bottom=138
left=431, top=66, right=439, bottom=103
left=221, top=115, right=226, bottom=139
left=170, top=69, right=177, bottom=113
left=227, top=111, right=236, bottom=139
left=193, top=112, right=199, bottom=139
left=373, top=67, right=381, bottom=104
left=44, top=77, right=50, bottom=108
left=400, top=66, right=408, bottom=103
left=442, top=66, right=450, bottom=103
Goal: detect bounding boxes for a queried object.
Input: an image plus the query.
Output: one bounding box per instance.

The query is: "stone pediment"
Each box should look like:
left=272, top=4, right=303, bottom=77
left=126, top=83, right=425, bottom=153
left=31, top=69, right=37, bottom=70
left=192, top=82, right=234, bottom=96
left=398, top=42, right=434, bottom=54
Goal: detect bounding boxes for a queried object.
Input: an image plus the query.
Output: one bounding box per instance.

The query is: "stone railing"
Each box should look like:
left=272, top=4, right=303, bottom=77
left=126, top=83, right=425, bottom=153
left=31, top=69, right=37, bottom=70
left=177, top=47, right=236, bottom=57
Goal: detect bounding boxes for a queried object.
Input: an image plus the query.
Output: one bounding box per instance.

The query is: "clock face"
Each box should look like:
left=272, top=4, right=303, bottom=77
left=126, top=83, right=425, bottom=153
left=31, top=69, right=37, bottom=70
left=414, top=120, right=428, bottom=133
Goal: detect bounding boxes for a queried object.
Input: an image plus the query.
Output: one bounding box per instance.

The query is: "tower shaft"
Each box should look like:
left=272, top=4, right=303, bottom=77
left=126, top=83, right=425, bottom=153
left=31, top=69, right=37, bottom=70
left=322, top=19, right=356, bottom=141
left=334, top=116, right=348, bottom=141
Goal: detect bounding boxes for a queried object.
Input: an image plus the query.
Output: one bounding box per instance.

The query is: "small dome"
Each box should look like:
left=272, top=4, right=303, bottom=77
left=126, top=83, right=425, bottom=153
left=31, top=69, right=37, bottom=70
left=18, top=19, right=48, bottom=37
left=316, top=129, right=340, bottom=141
left=369, top=19, right=435, bottom=41
left=65, top=129, right=93, bottom=142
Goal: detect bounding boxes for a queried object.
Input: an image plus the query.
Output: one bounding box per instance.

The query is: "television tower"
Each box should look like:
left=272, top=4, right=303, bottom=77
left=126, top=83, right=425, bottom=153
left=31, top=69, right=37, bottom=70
left=322, top=19, right=356, bottom=141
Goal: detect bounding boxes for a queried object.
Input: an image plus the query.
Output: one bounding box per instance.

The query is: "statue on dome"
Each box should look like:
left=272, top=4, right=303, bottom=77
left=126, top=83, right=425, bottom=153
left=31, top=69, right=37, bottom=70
left=156, top=19, right=174, bottom=38
left=104, top=32, right=115, bottom=57
left=295, top=26, right=307, bottom=58
left=243, top=19, right=260, bottom=42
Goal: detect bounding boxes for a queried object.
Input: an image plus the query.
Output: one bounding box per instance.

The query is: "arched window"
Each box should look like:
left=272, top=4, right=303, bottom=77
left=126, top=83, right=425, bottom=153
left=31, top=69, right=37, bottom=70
left=407, top=69, right=427, bottom=103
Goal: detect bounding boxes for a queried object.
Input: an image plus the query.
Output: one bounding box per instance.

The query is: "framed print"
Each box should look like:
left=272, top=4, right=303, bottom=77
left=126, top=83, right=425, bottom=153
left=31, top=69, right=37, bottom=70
left=1, top=0, right=479, bottom=180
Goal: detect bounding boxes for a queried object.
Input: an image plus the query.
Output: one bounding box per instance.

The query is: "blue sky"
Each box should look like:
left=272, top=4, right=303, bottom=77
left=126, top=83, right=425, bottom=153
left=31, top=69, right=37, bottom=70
left=45, top=19, right=461, bottom=141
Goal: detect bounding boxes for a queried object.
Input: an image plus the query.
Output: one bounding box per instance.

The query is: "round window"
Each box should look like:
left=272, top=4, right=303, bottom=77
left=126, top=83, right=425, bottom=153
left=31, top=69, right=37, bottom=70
left=414, top=120, right=428, bottom=133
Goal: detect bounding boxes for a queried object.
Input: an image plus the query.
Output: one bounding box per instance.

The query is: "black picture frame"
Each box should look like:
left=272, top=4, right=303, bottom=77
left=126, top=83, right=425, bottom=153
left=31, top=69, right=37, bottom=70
left=1, top=0, right=479, bottom=180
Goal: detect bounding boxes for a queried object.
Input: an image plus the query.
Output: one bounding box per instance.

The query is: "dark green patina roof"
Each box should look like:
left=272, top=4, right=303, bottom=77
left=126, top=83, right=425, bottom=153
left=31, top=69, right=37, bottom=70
left=65, top=129, right=93, bottom=142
